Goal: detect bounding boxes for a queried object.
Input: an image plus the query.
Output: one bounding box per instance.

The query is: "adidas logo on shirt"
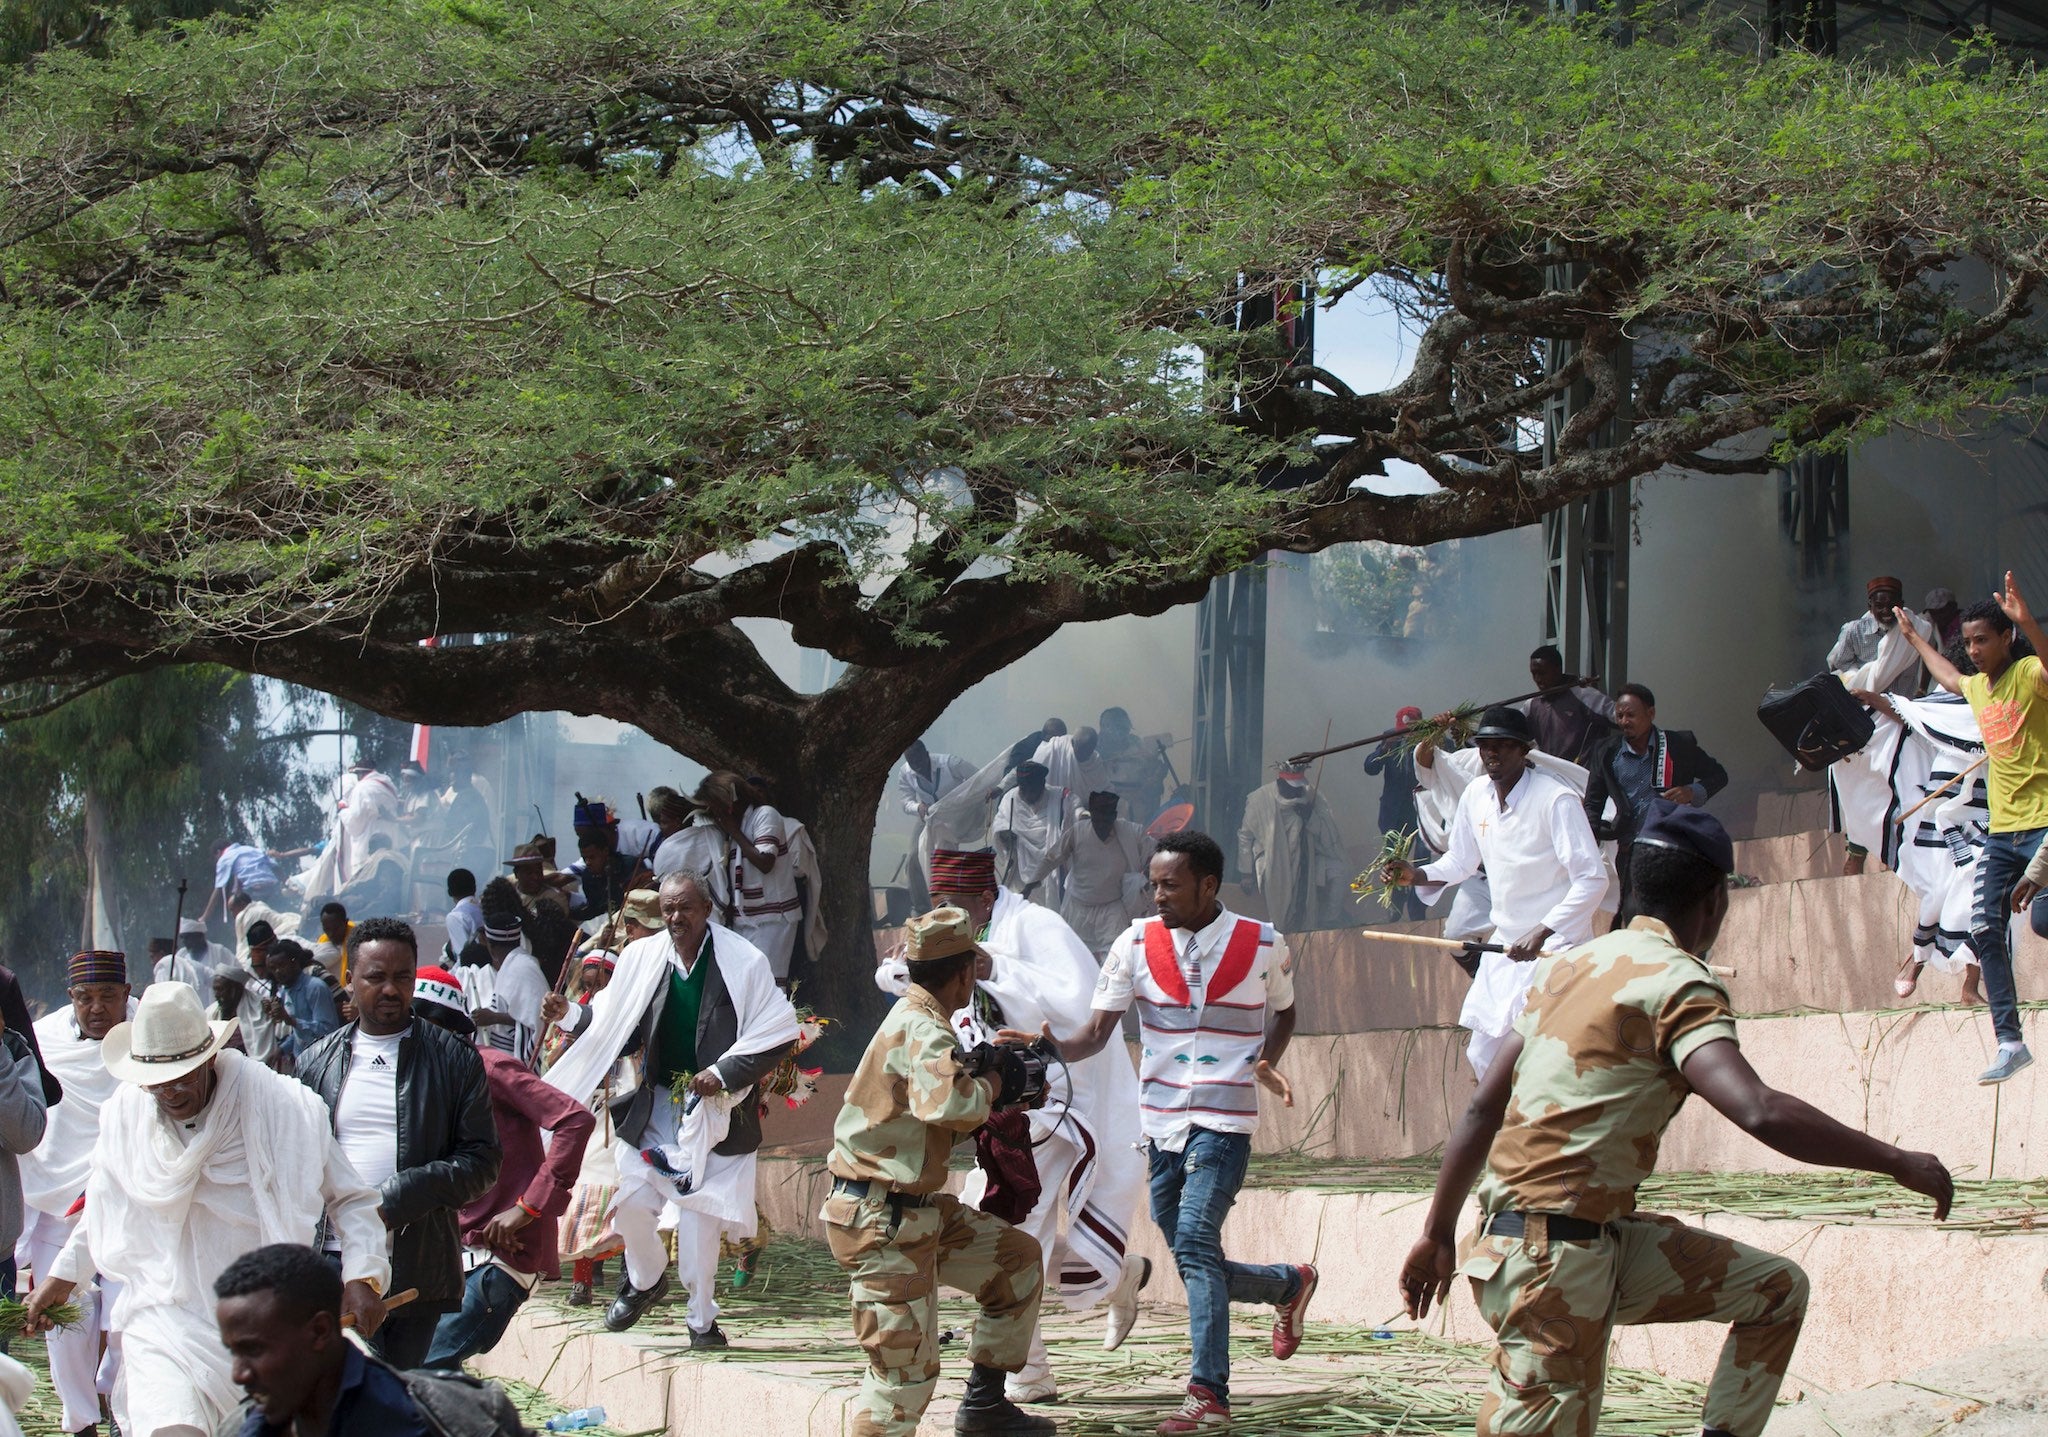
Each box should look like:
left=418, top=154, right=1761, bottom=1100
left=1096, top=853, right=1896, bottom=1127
left=369, top=1054, right=390, bottom=1068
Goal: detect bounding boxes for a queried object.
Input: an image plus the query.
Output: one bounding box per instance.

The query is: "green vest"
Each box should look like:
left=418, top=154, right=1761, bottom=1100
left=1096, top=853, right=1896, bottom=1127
left=651, top=936, right=712, bottom=1087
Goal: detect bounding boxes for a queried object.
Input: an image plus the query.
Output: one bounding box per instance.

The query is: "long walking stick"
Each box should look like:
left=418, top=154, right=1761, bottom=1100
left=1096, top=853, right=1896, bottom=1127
left=1353, top=926, right=1736, bottom=979
left=1285, top=681, right=1600, bottom=767
left=172, top=877, right=189, bottom=937
left=1894, top=754, right=1989, bottom=828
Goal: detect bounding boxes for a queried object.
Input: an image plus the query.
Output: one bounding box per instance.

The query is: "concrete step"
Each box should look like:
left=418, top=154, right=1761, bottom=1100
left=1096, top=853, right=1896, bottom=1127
left=745, top=1158, right=2048, bottom=1401
left=1295, top=868, right=2032, bottom=1035
left=1732, top=829, right=1846, bottom=884
left=470, top=1238, right=1717, bottom=1436
left=1259, top=1006, right=2048, bottom=1178
left=1769, top=1339, right=2048, bottom=1437
left=771, top=1004, right=2048, bottom=1180
left=1751, top=786, right=1832, bottom=839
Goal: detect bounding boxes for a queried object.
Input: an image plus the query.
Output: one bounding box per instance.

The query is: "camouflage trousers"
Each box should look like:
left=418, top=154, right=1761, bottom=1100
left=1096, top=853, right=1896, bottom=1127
left=823, top=1189, right=1044, bottom=1437
left=1461, top=1212, right=1809, bottom=1437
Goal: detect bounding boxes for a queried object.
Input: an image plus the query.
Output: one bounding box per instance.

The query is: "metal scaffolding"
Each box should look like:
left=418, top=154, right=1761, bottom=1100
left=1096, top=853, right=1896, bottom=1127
left=1189, top=275, right=1313, bottom=863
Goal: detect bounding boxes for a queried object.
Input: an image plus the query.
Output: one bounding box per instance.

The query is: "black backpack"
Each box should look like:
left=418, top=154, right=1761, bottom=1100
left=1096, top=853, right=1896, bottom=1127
left=1757, top=672, right=1876, bottom=771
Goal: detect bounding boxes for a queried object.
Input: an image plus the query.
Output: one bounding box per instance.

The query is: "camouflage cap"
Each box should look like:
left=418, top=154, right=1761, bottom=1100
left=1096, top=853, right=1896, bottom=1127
left=905, top=906, right=981, bottom=964
left=621, top=888, right=662, bottom=928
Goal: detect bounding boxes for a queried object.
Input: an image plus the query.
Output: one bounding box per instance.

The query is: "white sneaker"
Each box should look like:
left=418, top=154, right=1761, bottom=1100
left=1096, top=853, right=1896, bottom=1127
left=1006, top=1372, right=1060, bottom=1404
left=1103, top=1255, right=1152, bottom=1351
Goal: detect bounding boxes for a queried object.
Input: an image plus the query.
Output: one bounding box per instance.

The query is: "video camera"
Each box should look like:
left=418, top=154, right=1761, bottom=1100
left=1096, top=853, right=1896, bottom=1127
left=961, top=1036, right=1056, bottom=1111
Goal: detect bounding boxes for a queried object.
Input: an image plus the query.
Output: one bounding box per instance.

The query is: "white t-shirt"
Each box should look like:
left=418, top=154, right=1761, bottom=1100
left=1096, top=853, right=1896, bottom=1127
left=334, top=1026, right=405, bottom=1195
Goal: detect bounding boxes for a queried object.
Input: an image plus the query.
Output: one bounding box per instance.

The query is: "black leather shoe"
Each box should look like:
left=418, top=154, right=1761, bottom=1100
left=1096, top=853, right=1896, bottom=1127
left=602, top=1272, right=671, bottom=1332
left=688, top=1321, right=729, bottom=1350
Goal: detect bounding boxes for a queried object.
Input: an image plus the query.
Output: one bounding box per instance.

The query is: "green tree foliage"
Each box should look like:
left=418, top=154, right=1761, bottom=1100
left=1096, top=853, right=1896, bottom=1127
left=0, top=0, right=2043, bottom=1022
left=0, top=0, right=253, bottom=67
left=0, top=668, right=322, bottom=1001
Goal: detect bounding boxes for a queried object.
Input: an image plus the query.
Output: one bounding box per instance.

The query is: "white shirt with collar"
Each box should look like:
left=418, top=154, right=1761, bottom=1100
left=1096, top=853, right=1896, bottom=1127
left=1415, top=764, right=1606, bottom=1077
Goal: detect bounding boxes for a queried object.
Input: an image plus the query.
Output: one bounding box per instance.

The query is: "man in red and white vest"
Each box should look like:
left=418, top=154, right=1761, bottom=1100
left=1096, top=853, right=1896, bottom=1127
left=1020, top=831, right=1316, bottom=1435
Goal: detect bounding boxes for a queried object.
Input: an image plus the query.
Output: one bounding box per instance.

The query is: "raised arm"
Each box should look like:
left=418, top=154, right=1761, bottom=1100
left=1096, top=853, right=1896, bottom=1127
left=1996, top=571, right=2048, bottom=667
left=1893, top=606, right=1963, bottom=695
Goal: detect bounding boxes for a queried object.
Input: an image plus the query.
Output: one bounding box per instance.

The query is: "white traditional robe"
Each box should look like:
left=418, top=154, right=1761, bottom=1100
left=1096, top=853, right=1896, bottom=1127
left=17, top=1005, right=131, bottom=1433
left=992, top=787, right=1074, bottom=905
left=1832, top=692, right=1986, bottom=976
left=1237, top=782, right=1348, bottom=932
left=149, top=953, right=214, bottom=1004
left=1415, top=766, right=1606, bottom=1077
left=459, top=948, right=551, bottom=1065
left=1032, top=734, right=1112, bottom=802
left=1039, top=818, right=1153, bottom=959
left=51, top=1051, right=389, bottom=1437
left=546, top=925, right=800, bottom=1328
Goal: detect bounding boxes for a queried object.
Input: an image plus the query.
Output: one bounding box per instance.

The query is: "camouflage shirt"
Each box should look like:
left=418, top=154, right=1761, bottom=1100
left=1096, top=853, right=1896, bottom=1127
left=1477, top=916, right=1737, bottom=1223
left=827, top=984, right=994, bottom=1194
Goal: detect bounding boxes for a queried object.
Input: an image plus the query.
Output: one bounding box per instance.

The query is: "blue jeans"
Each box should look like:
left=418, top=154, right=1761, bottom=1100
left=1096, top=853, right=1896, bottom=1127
left=1146, top=1128, right=1301, bottom=1401
left=1972, top=827, right=2045, bottom=1045
left=423, top=1263, right=533, bottom=1370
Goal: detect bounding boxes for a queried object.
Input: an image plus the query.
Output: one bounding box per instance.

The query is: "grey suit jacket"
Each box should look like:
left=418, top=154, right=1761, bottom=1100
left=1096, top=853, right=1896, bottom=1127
left=610, top=948, right=792, bottom=1155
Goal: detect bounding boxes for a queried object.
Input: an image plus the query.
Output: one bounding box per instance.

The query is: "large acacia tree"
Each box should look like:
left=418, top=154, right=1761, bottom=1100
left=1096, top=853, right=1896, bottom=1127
left=2, top=0, right=2045, bottom=1025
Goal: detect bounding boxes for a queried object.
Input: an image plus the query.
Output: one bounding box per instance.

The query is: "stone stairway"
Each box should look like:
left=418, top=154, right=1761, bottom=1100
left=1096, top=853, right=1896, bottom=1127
left=476, top=815, right=2048, bottom=1434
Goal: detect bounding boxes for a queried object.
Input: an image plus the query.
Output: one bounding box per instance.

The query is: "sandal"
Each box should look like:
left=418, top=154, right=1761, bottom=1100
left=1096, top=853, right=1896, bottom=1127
left=1894, top=957, right=1924, bottom=998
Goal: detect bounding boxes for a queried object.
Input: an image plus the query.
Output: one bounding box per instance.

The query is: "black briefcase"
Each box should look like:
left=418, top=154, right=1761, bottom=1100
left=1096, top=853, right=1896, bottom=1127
left=1757, top=671, right=1875, bottom=770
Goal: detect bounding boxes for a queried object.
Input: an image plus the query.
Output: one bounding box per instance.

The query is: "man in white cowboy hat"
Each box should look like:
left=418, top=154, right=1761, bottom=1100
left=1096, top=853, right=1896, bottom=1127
left=21, top=984, right=390, bottom=1437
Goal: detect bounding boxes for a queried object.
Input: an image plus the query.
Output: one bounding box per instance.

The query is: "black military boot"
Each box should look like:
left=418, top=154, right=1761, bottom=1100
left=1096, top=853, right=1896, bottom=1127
left=954, top=1362, right=1058, bottom=1434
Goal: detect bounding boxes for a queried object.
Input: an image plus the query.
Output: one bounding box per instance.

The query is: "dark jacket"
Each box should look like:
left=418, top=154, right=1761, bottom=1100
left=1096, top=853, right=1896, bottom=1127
left=296, top=1018, right=501, bottom=1305
left=1362, top=742, right=1420, bottom=836
left=222, top=1345, right=535, bottom=1437
left=607, top=943, right=794, bottom=1156
left=1582, top=727, right=1730, bottom=845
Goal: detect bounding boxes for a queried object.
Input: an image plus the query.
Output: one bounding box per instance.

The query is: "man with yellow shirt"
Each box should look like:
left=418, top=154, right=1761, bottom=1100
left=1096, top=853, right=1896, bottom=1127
left=1898, top=572, right=2048, bottom=1083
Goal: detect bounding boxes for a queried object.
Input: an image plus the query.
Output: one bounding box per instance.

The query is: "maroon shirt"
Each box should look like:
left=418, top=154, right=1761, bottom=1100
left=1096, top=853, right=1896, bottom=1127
left=461, top=1050, right=597, bottom=1278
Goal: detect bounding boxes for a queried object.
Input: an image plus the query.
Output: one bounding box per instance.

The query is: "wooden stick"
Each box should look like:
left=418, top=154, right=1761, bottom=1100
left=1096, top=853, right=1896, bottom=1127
left=1285, top=680, right=1599, bottom=766
left=1353, top=926, right=1735, bottom=978
left=341, top=1287, right=417, bottom=1329
left=1893, top=754, right=1988, bottom=827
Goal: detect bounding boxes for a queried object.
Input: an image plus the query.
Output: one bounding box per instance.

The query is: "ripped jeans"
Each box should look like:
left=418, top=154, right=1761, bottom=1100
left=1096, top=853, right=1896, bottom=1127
left=1146, top=1127, right=1302, bottom=1400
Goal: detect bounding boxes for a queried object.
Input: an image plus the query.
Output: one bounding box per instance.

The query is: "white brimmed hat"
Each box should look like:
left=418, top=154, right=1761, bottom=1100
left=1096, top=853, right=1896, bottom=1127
left=102, top=984, right=236, bottom=1086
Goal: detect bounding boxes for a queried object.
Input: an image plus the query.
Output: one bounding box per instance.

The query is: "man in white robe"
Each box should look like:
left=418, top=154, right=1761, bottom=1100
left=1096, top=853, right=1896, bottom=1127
left=542, top=872, right=799, bottom=1344
left=901, top=849, right=1150, bottom=1404
left=1387, top=707, right=1606, bottom=1078
left=899, top=741, right=978, bottom=911
left=1836, top=688, right=1988, bottom=1002
left=23, top=985, right=389, bottom=1437
left=992, top=761, right=1072, bottom=906
left=1035, top=792, right=1154, bottom=960
left=1237, top=769, right=1348, bottom=933
left=16, top=951, right=135, bottom=1436
left=1033, top=728, right=1112, bottom=803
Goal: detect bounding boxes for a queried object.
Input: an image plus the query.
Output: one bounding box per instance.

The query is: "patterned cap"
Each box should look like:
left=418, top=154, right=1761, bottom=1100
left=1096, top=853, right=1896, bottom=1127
left=411, top=964, right=476, bottom=1037
left=1866, top=574, right=1903, bottom=596
left=68, top=950, right=127, bottom=987
left=905, top=907, right=982, bottom=965
left=928, top=848, right=996, bottom=895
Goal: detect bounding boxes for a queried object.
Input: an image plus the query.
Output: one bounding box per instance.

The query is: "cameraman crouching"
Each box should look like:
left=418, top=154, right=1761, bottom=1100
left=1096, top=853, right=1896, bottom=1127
left=822, top=907, right=1057, bottom=1437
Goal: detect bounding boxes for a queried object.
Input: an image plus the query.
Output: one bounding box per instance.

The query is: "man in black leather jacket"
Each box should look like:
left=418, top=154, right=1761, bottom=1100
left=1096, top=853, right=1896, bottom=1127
left=297, top=917, right=501, bottom=1369
left=1582, top=683, right=1730, bottom=913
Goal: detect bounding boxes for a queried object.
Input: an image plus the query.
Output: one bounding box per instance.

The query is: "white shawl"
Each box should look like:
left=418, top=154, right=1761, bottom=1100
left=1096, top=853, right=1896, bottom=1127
left=918, top=750, right=1010, bottom=886
left=20, top=1006, right=131, bottom=1216
left=1832, top=693, right=1986, bottom=975
left=544, top=923, right=802, bottom=1109
left=876, top=891, right=1146, bottom=1308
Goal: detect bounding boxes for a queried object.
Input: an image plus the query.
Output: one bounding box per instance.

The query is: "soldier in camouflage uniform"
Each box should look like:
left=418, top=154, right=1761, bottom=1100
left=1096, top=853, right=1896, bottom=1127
left=1397, top=803, right=1953, bottom=1437
left=823, top=907, right=1055, bottom=1437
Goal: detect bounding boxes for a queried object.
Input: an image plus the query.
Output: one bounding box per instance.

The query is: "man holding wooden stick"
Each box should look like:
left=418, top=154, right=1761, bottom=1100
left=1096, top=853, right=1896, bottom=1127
left=1895, top=573, right=2048, bottom=1084
left=1384, top=706, right=1606, bottom=1079
left=1399, top=804, right=1953, bottom=1437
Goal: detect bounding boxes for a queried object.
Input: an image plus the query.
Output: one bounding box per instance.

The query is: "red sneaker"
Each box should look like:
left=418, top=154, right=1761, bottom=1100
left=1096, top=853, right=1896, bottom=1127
left=1271, top=1263, right=1319, bottom=1360
left=1157, top=1385, right=1231, bottom=1434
